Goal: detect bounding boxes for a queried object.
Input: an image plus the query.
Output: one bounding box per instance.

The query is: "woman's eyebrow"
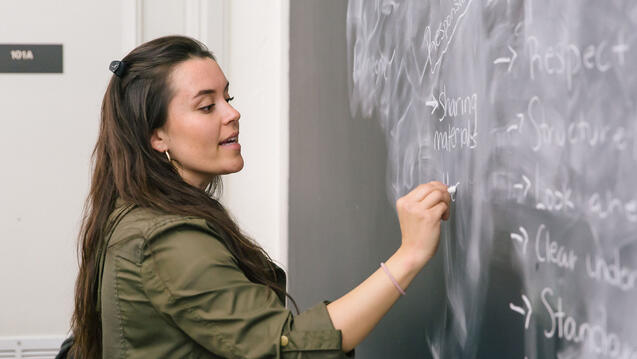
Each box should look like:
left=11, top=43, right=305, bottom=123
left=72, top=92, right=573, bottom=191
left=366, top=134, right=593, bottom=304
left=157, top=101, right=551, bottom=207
left=193, top=89, right=214, bottom=99
left=192, top=82, right=230, bottom=100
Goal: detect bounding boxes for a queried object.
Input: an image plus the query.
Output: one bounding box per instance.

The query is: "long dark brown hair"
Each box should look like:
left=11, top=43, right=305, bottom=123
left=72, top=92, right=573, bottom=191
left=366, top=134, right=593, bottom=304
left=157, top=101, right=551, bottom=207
left=70, top=35, right=296, bottom=358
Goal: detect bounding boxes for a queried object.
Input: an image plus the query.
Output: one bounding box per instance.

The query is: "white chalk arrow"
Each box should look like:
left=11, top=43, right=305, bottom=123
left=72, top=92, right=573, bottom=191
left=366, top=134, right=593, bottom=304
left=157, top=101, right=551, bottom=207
left=509, top=294, right=532, bottom=329
left=425, top=95, right=439, bottom=115
left=512, top=174, right=531, bottom=198
left=490, top=113, right=524, bottom=134
left=486, top=0, right=511, bottom=6
left=493, top=45, right=518, bottom=72
left=510, top=226, right=529, bottom=254
left=506, top=113, right=525, bottom=133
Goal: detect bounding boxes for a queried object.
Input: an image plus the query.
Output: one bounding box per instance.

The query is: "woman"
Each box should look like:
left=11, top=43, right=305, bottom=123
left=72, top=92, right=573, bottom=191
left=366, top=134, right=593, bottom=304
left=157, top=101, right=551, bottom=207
left=70, top=35, right=451, bottom=358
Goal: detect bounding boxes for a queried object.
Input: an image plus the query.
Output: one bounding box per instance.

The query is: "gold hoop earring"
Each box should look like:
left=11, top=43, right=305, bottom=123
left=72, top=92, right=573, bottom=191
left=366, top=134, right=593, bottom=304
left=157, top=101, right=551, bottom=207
left=165, top=150, right=172, bottom=162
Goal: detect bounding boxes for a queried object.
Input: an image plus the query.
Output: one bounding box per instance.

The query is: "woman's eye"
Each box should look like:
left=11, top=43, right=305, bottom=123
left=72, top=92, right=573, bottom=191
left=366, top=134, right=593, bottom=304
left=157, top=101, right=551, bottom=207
left=200, top=104, right=215, bottom=112
left=200, top=97, right=233, bottom=112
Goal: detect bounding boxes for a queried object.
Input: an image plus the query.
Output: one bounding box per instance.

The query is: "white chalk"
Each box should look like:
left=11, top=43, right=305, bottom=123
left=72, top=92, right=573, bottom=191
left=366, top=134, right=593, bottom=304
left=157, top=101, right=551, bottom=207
left=447, top=182, right=459, bottom=195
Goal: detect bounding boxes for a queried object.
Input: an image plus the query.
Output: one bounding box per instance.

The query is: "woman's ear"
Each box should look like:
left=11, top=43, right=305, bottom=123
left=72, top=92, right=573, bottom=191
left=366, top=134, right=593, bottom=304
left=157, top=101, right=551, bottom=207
left=150, top=128, right=168, bottom=153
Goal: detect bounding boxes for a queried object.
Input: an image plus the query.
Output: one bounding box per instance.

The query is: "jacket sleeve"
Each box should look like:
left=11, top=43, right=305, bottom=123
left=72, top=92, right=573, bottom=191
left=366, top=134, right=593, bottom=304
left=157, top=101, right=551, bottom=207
left=141, top=224, right=355, bottom=359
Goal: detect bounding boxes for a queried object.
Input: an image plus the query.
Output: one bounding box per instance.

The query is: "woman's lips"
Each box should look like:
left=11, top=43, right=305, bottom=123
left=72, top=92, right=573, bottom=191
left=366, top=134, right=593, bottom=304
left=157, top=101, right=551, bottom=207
left=220, top=141, right=241, bottom=150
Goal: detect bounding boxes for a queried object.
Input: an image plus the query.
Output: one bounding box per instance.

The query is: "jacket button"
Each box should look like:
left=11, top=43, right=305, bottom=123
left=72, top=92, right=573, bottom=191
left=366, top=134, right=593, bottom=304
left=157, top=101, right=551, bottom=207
left=280, top=335, right=289, bottom=347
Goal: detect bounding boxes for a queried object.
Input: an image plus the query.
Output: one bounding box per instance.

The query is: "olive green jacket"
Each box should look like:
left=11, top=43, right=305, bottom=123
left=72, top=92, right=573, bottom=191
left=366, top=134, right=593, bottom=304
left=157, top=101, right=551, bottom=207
left=97, top=198, right=354, bottom=358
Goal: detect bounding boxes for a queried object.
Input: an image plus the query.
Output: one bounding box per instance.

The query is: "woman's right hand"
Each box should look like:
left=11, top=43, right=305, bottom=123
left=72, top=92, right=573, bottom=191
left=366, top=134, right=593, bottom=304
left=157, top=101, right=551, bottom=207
left=327, top=181, right=452, bottom=352
left=395, top=181, right=451, bottom=270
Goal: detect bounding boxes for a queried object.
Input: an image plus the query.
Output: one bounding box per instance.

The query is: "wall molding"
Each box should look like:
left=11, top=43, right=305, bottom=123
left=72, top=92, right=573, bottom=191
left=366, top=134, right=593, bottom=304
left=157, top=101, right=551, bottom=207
left=119, top=0, right=228, bottom=62
left=184, top=0, right=203, bottom=41
left=120, top=0, right=143, bottom=54
left=0, top=336, right=66, bottom=359
left=191, top=0, right=230, bottom=68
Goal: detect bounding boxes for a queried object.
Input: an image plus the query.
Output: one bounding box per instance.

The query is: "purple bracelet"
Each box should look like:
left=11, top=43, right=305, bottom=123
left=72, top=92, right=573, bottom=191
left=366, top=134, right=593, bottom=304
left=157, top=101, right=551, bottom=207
left=380, top=262, right=406, bottom=296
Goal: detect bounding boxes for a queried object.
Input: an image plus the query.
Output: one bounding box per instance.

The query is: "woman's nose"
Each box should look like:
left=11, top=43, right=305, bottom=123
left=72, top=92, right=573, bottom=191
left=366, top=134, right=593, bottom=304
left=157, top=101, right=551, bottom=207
left=222, top=102, right=240, bottom=124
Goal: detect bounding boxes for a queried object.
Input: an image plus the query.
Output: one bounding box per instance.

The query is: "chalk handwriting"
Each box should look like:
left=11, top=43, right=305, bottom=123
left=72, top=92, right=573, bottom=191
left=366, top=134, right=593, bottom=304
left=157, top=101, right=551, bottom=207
left=433, top=86, right=479, bottom=152
left=424, top=0, right=474, bottom=75
left=542, top=287, right=637, bottom=358
left=586, top=252, right=637, bottom=292
left=526, top=96, right=632, bottom=153
left=534, top=224, right=578, bottom=271
left=527, top=33, right=629, bottom=90
left=589, top=192, right=637, bottom=223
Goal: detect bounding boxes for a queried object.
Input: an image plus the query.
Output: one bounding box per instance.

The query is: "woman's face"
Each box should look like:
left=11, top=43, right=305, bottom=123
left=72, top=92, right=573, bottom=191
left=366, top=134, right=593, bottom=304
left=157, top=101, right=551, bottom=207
left=151, top=57, right=243, bottom=188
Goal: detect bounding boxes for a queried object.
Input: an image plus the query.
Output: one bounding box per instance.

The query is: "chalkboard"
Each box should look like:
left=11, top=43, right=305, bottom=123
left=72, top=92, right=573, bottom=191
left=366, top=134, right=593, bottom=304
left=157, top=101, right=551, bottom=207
left=290, top=1, right=637, bottom=358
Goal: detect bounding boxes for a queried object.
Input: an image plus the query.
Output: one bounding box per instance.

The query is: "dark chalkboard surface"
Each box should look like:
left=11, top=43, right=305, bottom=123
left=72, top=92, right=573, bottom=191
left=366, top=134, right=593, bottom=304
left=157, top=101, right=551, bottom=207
left=290, top=1, right=637, bottom=358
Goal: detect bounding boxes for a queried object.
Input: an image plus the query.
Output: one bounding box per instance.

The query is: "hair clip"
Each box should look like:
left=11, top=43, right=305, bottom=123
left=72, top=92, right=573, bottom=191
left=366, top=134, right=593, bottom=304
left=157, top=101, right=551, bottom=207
left=109, top=60, right=128, bottom=78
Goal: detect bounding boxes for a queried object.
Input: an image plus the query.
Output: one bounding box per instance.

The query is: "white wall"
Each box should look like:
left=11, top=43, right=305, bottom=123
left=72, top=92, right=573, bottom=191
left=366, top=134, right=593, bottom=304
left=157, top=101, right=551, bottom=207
left=142, top=0, right=290, bottom=268
left=221, top=0, right=290, bottom=269
left=0, top=0, right=130, bottom=337
left=0, top=0, right=289, bottom=338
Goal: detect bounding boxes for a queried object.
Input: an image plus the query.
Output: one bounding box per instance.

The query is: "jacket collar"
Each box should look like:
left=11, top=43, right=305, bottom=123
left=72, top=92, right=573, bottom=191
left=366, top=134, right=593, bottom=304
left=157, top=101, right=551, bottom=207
left=114, top=196, right=127, bottom=209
